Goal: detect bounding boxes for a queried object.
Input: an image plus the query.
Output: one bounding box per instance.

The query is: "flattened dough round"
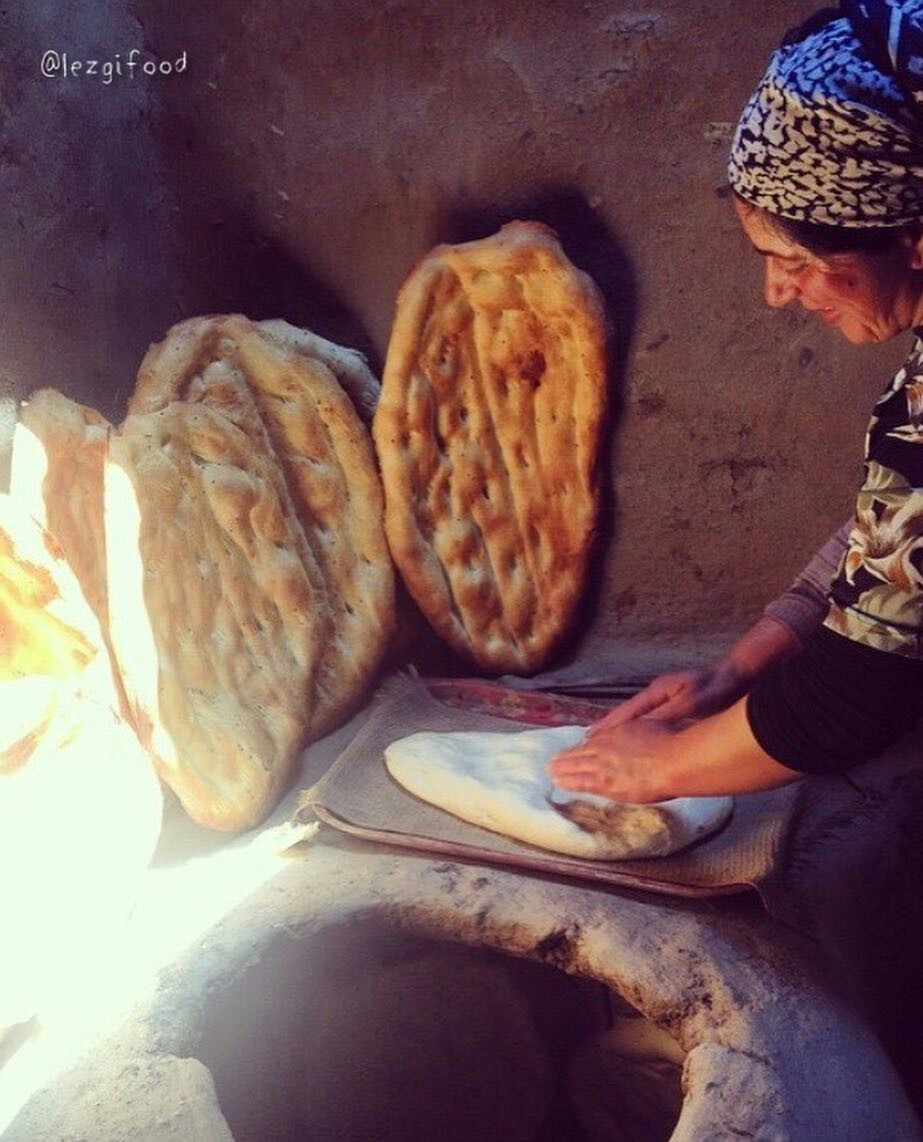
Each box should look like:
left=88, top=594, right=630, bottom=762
left=384, top=724, right=732, bottom=860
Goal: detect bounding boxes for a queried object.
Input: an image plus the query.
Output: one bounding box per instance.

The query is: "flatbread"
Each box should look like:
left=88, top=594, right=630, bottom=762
left=373, top=220, right=608, bottom=674
left=0, top=495, right=145, bottom=876
left=384, top=724, right=732, bottom=860
left=7, top=390, right=143, bottom=722
left=10, top=388, right=110, bottom=628
left=106, top=400, right=336, bottom=830
left=0, top=494, right=104, bottom=686
left=129, top=314, right=394, bottom=738
left=255, top=318, right=381, bottom=425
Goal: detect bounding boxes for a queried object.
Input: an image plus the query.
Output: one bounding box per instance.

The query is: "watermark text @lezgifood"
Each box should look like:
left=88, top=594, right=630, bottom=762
left=40, top=49, right=187, bottom=83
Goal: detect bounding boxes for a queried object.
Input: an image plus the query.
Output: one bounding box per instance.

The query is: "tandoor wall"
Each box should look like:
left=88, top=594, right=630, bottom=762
left=0, top=1, right=899, bottom=667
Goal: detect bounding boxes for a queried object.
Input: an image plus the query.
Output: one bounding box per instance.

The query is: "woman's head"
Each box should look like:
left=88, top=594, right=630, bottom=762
left=733, top=194, right=923, bottom=343
left=728, top=2, right=923, bottom=342
left=728, top=5, right=923, bottom=228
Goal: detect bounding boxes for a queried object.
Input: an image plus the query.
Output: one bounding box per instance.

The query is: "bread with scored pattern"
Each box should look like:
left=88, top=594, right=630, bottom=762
left=108, top=315, right=393, bottom=829
left=373, top=221, right=607, bottom=673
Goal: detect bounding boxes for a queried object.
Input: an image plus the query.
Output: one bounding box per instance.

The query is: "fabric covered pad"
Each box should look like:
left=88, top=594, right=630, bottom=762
left=299, top=675, right=798, bottom=898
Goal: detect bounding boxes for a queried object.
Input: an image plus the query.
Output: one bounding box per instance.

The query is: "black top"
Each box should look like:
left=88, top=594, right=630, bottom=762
left=746, top=624, right=923, bottom=773
left=746, top=334, right=923, bottom=772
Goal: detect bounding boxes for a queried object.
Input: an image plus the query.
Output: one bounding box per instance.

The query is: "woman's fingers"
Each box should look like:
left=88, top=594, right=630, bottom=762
left=550, top=762, right=618, bottom=796
left=552, top=734, right=617, bottom=765
left=549, top=743, right=613, bottom=785
left=634, top=692, right=696, bottom=724
left=549, top=717, right=678, bottom=803
left=549, top=751, right=602, bottom=775
left=585, top=673, right=704, bottom=736
left=580, top=660, right=754, bottom=739
left=585, top=687, right=671, bottom=733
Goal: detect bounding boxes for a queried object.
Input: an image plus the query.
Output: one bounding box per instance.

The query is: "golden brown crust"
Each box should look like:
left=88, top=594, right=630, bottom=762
left=554, top=798, right=672, bottom=852
left=0, top=524, right=96, bottom=682
left=255, top=319, right=381, bottom=425
left=0, top=498, right=115, bottom=711
left=115, top=316, right=394, bottom=828
left=11, top=389, right=110, bottom=628
left=373, top=221, right=608, bottom=674
left=130, top=314, right=394, bottom=735
left=228, top=319, right=394, bottom=733
left=107, top=401, right=332, bottom=830
left=554, top=796, right=720, bottom=859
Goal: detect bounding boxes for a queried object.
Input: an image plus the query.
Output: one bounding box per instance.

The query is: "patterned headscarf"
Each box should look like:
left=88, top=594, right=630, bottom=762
left=728, top=1, right=923, bottom=226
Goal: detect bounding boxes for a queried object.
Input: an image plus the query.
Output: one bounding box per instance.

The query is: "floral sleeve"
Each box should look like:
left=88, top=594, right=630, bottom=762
left=824, top=336, right=923, bottom=658
left=764, top=520, right=851, bottom=642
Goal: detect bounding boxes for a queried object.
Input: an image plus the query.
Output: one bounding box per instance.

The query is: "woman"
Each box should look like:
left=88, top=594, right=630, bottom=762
left=550, top=0, right=923, bottom=802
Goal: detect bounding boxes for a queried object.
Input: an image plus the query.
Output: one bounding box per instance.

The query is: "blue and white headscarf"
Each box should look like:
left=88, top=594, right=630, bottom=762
left=728, top=1, right=923, bottom=226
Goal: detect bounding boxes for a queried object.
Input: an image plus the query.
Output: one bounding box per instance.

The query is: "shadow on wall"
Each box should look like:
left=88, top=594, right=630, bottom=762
left=153, top=159, right=638, bottom=677
left=159, top=204, right=382, bottom=373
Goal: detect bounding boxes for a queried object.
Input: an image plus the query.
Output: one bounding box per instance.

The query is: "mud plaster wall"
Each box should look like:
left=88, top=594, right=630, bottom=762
left=0, top=1, right=905, bottom=661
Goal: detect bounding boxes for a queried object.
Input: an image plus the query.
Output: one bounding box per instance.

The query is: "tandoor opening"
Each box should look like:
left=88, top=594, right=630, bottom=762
left=195, top=920, right=685, bottom=1142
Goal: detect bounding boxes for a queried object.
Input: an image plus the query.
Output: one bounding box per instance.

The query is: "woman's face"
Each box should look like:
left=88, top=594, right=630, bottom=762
left=733, top=198, right=923, bottom=344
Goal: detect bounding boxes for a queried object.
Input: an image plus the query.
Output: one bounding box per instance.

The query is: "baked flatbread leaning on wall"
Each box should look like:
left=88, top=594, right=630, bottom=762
left=374, top=221, right=608, bottom=674
left=129, top=315, right=394, bottom=737
left=109, top=316, right=395, bottom=830
left=0, top=494, right=104, bottom=692
left=10, top=388, right=111, bottom=634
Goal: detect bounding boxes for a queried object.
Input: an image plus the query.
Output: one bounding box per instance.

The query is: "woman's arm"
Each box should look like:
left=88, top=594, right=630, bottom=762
left=762, top=519, right=851, bottom=643
left=548, top=697, right=801, bottom=802
left=597, top=614, right=802, bottom=728
left=598, top=520, right=854, bottom=729
left=550, top=623, right=923, bottom=800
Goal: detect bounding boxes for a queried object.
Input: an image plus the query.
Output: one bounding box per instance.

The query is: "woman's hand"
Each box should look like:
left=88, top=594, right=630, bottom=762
left=549, top=698, right=803, bottom=802
left=548, top=717, right=681, bottom=803
left=548, top=620, right=807, bottom=802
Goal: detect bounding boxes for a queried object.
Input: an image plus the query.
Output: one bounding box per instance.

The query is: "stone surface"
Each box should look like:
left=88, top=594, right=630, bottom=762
left=3, top=829, right=919, bottom=1140
left=6, top=1055, right=234, bottom=1142
left=196, top=931, right=558, bottom=1142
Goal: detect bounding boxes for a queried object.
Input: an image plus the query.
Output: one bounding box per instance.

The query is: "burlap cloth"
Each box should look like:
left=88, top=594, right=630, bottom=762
left=298, top=674, right=801, bottom=899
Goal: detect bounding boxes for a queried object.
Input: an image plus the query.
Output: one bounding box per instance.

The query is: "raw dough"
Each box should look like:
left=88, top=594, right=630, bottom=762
left=384, top=724, right=732, bottom=860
